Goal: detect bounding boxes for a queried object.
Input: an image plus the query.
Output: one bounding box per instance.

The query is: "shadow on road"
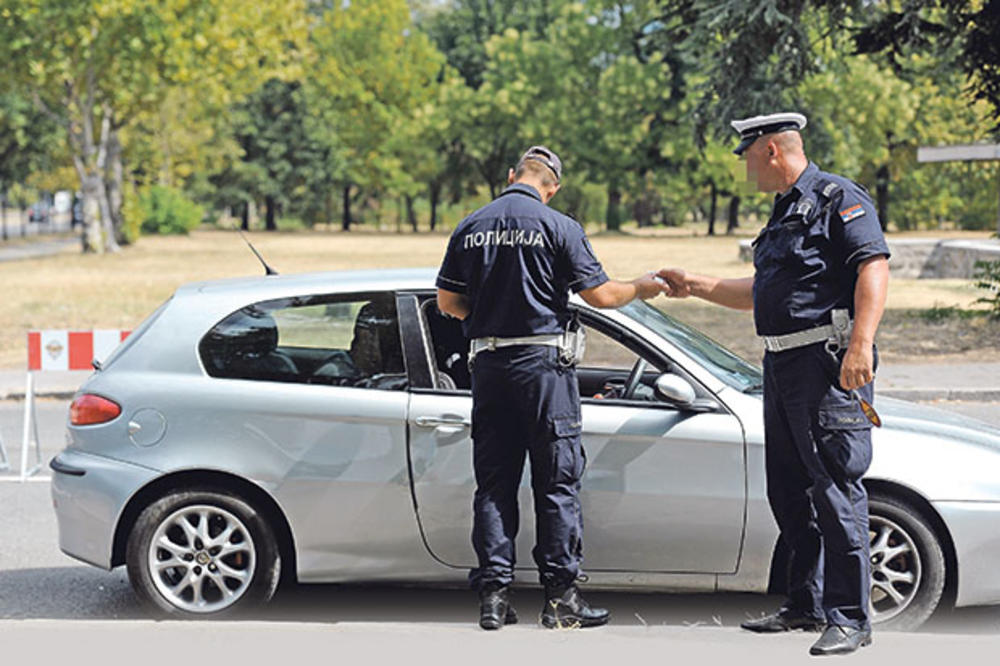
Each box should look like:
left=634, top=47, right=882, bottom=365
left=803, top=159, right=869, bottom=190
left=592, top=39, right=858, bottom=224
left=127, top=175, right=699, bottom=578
left=2, top=567, right=997, bottom=635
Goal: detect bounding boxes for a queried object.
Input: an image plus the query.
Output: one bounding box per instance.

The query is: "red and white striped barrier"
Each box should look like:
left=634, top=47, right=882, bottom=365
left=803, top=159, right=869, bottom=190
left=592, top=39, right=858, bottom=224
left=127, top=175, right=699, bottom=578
left=28, top=330, right=130, bottom=371
left=3, top=329, right=130, bottom=480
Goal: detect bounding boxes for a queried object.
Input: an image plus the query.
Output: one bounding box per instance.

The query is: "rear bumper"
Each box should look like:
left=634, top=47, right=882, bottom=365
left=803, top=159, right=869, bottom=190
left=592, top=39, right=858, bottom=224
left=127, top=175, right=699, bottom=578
left=933, top=500, right=1000, bottom=607
left=50, top=449, right=160, bottom=569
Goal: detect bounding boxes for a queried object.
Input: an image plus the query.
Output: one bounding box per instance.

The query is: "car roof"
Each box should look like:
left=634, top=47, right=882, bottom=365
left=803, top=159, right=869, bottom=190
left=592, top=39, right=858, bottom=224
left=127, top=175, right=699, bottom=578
left=176, top=267, right=439, bottom=301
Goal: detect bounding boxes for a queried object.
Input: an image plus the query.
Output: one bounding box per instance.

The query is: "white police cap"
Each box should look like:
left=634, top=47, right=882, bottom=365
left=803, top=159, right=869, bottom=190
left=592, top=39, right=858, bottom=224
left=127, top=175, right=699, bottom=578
left=730, top=112, right=807, bottom=155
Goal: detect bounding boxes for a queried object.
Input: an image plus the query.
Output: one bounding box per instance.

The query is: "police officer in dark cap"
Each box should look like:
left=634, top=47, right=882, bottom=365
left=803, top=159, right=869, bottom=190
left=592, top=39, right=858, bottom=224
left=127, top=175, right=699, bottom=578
left=657, top=113, right=890, bottom=656
left=436, top=145, right=665, bottom=631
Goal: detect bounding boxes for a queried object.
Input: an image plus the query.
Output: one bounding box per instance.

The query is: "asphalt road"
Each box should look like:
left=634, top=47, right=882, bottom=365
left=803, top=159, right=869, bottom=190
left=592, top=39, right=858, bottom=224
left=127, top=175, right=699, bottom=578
left=1, top=398, right=999, bottom=665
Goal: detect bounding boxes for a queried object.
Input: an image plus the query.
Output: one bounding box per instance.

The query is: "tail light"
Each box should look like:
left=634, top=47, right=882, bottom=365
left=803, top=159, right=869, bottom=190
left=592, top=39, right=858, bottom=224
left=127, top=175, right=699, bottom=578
left=70, top=394, right=122, bottom=425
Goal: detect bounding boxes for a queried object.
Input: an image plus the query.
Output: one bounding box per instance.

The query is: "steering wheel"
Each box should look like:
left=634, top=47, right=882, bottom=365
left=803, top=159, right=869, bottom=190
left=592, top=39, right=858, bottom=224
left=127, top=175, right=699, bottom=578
left=622, top=357, right=648, bottom=400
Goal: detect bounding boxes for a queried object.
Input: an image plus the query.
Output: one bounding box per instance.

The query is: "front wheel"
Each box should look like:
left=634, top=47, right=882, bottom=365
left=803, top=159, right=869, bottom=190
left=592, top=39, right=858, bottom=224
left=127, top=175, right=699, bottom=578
left=126, top=489, right=281, bottom=617
left=868, top=492, right=946, bottom=631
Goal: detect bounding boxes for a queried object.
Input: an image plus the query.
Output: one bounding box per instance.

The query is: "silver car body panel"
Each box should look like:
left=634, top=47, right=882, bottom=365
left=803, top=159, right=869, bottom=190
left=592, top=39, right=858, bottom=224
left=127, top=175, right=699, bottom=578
left=409, top=392, right=747, bottom=575
left=932, top=501, right=1000, bottom=606
left=50, top=449, right=161, bottom=569
left=52, top=267, right=1000, bottom=606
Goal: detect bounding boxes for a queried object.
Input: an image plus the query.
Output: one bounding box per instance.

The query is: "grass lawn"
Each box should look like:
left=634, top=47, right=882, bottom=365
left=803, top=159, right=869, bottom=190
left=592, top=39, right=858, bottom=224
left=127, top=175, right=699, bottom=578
left=2, top=227, right=997, bottom=368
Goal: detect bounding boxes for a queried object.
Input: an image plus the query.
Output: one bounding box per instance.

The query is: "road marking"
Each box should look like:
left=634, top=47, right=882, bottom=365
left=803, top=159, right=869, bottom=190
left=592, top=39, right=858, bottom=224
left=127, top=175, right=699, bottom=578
left=0, top=475, right=51, bottom=483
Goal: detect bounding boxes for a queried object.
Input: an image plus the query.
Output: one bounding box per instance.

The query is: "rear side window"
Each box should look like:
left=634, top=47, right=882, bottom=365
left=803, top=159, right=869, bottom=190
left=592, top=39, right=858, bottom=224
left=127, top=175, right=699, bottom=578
left=199, top=292, right=406, bottom=390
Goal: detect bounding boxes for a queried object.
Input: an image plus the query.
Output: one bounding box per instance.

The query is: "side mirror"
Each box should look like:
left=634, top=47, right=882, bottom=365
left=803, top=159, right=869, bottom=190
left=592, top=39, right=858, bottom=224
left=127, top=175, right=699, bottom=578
left=654, top=373, right=719, bottom=412
left=654, top=373, right=696, bottom=406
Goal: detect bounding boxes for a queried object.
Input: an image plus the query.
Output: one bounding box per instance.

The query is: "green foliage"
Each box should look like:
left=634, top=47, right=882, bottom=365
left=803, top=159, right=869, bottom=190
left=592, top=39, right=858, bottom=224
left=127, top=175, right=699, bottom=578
left=120, top=181, right=143, bottom=243
left=138, top=186, right=204, bottom=236
left=973, top=259, right=1000, bottom=318
left=2, top=0, right=998, bottom=239
left=916, top=303, right=982, bottom=322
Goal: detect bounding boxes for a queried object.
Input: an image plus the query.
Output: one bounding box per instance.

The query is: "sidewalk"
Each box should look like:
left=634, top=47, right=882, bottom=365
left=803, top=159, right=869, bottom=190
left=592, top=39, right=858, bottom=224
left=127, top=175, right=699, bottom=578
left=1, top=362, right=999, bottom=401
left=0, top=237, right=79, bottom=262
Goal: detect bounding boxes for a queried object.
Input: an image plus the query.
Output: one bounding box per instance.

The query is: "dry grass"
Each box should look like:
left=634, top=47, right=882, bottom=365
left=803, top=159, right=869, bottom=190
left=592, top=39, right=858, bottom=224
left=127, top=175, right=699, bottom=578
left=2, top=227, right=996, bottom=368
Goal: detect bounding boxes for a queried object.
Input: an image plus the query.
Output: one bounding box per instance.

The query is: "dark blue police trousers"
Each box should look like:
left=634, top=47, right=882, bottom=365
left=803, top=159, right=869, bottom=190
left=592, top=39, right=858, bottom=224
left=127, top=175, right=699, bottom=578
left=763, top=343, right=876, bottom=630
left=468, top=345, right=585, bottom=590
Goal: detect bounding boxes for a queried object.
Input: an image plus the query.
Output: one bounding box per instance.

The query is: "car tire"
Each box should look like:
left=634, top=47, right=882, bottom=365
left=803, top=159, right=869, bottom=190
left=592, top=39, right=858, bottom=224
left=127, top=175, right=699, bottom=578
left=126, top=489, right=281, bottom=617
left=868, top=492, right=946, bottom=632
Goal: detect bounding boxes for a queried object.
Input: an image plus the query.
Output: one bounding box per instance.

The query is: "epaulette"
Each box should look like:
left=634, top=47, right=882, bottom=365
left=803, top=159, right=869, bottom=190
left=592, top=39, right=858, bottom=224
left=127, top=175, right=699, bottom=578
left=816, top=179, right=841, bottom=202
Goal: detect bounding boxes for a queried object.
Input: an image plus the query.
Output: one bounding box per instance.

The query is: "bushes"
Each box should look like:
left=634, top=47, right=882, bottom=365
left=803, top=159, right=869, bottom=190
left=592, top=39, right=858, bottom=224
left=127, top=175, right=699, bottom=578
left=973, top=259, right=1000, bottom=319
left=137, top=185, right=204, bottom=235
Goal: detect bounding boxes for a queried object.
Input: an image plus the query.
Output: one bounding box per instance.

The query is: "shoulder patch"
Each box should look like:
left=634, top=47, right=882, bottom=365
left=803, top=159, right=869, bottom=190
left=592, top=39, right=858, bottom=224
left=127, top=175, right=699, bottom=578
left=839, top=204, right=866, bottom=223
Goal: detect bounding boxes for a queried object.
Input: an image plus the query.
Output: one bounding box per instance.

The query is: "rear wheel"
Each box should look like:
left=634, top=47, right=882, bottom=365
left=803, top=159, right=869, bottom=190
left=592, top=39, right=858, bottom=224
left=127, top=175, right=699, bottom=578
left=867, top=492, right=946, bottom=631
left=126, top=489, right=281, bottom=617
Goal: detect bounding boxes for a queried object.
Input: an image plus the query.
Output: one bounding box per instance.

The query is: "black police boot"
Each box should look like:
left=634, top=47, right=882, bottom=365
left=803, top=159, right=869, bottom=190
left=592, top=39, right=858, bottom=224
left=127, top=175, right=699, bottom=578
left=478, top=583, right=518, bottom=630
left=809, top=625, right=872, bottom=656
left=740, top=609, right=825, bottom=633
left=540, top=583, right=609, bottom=629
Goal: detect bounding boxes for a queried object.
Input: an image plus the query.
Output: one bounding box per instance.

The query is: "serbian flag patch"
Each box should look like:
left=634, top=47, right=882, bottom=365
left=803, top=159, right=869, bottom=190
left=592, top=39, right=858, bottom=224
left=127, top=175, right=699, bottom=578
left=839, top=204, right=866, bottom=223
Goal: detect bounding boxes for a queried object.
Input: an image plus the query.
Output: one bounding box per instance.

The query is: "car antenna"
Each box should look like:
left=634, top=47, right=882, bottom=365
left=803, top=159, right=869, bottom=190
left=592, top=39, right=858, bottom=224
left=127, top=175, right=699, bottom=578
left=238, top=230, right=279, bottom=276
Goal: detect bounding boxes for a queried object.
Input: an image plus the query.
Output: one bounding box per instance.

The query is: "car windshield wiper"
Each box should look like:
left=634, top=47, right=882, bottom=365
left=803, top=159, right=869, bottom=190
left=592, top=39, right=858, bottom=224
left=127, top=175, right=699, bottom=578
left=743, top=381, right=764, bottom=393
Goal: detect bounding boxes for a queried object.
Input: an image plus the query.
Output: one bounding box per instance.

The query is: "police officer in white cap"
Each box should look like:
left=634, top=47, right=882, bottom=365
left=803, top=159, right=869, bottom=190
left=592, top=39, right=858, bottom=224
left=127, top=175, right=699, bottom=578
left=657, top=113, right=890, bottom=656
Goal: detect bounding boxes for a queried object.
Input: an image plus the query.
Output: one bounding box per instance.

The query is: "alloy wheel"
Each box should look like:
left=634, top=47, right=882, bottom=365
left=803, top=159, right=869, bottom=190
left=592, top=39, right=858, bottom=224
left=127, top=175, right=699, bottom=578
left=869, top=514, right=922, bottom=623
left=147, top=504, right=257, bottom=613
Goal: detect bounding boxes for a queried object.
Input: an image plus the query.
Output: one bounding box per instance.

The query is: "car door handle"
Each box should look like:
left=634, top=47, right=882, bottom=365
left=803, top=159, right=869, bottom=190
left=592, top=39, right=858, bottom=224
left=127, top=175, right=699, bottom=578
left=415, top=415, right=471, bottom=428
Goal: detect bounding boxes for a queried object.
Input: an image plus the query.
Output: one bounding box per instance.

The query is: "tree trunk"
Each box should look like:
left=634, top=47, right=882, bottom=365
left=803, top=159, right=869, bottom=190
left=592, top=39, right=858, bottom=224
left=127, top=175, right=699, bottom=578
left=606, top=185, right=623, bottom=231
left=79, top=171, right=105, bottom=252
left=876, top=164, right=890, bottom=231
left=708, top=182, right=718, bottom=236
left=240, top=201, right=250, bottom=231
left=342, top=184, right=352, bottom=231
left=726, top=195, right=740, bottom=235
left=405, top=194, right=418, bottom=232
left=1, top=188, right=7, bottom=242
left=429, top=183, right=440, bottom=231
left=265, top=195, right=277, bottom=231
left=105, top=127, right=127, bottom=244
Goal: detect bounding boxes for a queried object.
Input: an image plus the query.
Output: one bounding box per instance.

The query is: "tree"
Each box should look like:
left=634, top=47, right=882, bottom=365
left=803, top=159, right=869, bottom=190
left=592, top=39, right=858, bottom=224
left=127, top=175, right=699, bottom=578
left=0, top=0, right=307, bottom=252
left=854, top=0, right=1000, bottom=131
left=230, top=79, right=330, bottom=231
left=309, top=0, right=445, bottom=230
left=0, top=92, right=62, bottom=240
left=417, top=0, right=574, bottom=90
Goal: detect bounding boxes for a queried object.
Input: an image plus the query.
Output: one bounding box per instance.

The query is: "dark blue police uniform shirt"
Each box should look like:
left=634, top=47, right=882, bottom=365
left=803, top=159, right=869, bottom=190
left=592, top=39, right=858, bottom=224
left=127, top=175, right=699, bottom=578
left=752, top=162, right=890, bottom=337
left=436, top=183, right=608, bottom=339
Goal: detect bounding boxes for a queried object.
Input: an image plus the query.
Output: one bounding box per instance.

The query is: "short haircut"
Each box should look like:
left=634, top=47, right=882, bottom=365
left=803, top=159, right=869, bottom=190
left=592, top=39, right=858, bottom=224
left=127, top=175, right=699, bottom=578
left=772, top=130, right=804, bottom=155
left=514, top=158, right=558, bottom=187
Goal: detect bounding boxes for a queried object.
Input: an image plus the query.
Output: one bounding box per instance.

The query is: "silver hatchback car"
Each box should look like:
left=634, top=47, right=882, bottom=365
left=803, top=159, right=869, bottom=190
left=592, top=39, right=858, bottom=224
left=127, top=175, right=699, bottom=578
left=51, top=268, right=1000, bottom=629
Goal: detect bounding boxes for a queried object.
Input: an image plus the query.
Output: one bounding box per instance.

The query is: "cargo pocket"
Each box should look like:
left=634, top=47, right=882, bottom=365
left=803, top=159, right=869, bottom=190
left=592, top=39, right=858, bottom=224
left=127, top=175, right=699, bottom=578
left=816, top=405, right=873, bottom=480
left=551, top=415, right=585, bottom=485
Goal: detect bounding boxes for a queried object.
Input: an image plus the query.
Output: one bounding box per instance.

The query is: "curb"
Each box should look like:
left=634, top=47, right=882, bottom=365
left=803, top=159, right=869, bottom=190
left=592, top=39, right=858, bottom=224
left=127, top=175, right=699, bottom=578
left=1, top=390, right=77, bottom=401
left=880, top=388, right=1000, bottom=402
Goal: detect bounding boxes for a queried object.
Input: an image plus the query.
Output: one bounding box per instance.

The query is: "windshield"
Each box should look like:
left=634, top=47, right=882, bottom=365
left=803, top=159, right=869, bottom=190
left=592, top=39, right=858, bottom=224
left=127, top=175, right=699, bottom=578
left=619, top=300, right=762, bottom=392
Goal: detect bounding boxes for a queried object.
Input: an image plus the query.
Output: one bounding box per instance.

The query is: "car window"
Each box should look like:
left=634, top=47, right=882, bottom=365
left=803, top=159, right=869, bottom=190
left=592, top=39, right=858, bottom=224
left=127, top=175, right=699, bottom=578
left=199, top=292, right=407, bottom=390
left=619, top=300, right=762, bottom=392
left=580, top=325, right=639, bottom=369
left=419, top=298, right=470, bottom=391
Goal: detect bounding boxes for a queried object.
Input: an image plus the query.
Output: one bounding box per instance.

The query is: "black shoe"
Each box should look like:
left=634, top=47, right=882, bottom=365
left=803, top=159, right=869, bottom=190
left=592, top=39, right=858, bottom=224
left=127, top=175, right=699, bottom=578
left=740, top=610, right=825, bottom=633
left=478, top=583, right=517, bottom=630
left=540, top=583, right=609, bottom=629
left=809, top=625, right=872, bottom=656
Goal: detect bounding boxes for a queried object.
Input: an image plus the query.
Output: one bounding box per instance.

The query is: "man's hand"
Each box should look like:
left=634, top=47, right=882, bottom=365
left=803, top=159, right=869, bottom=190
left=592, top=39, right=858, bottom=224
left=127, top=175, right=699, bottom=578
left=840, top=343, right=874, bottom=391
left=632, top=272, right=669, bottom=300
left=656, top=268, right=691, bottom=298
